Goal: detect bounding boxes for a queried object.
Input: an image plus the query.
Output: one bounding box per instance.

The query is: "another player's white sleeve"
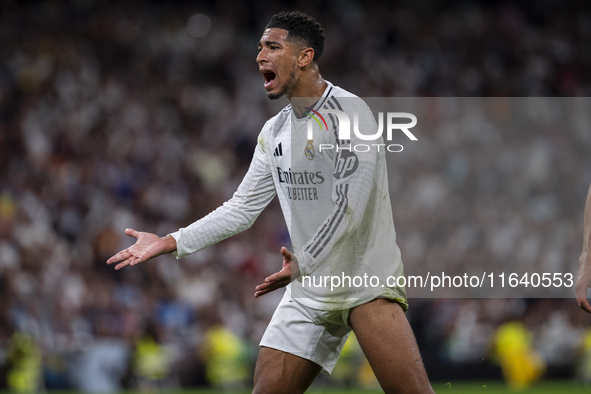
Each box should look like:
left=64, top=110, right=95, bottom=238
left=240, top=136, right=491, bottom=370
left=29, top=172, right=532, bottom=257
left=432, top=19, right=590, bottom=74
left=169, top=141, right=276, bottom=258
left=294, top=109, right=377, bottom=276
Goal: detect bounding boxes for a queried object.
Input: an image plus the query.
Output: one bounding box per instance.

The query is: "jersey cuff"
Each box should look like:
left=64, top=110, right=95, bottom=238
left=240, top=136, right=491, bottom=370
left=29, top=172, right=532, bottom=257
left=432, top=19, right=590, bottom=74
left=168, top=230, right=182, bottom=259
left=295, top=250, right=312, bottom=277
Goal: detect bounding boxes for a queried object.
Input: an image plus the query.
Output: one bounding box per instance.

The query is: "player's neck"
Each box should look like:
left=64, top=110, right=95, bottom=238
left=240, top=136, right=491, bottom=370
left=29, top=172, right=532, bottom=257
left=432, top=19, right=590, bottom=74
left=288, top=72, right=327, bottom=116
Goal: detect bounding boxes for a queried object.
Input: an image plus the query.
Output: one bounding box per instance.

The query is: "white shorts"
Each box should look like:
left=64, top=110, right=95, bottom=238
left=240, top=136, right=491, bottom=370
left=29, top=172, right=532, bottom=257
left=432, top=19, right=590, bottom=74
left=259, top=290, right=353, bottom=375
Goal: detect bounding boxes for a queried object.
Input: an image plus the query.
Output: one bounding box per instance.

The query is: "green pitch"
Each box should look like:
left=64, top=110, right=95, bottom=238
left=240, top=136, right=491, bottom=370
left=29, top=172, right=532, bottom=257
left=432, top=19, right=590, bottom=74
left=195, top=381, right=591, bottom=393
left=4, top=381, right=589, bottom=394
left=309, top=380, right=590, bottom=393
left=430, top=380, right=590, bottom=393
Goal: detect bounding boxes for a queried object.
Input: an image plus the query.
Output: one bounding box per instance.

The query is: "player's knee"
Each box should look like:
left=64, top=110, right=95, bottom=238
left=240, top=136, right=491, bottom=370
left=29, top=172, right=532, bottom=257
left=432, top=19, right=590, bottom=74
left=252, top=379, right=300, bottom=394
left=252, top=372, right=280, bottom=394
left=252, top=373, right=307, bottom=394
left=379, top=376, right=435, bottom=394
left=251, top=379, right=268, bottom=394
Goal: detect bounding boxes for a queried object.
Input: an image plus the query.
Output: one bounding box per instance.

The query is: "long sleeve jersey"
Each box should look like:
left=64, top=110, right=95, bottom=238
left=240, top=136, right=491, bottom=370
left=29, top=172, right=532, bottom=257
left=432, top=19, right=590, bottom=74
left=170, top=82, right=406, bottom=311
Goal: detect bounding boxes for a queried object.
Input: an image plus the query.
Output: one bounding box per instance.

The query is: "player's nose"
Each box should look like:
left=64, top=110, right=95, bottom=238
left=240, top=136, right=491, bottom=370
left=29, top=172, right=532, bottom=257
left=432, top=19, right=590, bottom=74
left=256, top=48, right=268, bottom=64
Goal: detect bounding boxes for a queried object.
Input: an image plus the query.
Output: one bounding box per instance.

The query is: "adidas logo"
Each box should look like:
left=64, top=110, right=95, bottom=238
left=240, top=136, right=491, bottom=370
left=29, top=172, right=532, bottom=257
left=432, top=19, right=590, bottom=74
left=273, top=142, right=283, bottom=157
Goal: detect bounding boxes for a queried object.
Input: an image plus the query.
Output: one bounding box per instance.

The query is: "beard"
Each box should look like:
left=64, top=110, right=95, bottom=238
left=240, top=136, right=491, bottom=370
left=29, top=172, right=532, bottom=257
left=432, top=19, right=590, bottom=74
left=267, top=66, right=297, bottom=100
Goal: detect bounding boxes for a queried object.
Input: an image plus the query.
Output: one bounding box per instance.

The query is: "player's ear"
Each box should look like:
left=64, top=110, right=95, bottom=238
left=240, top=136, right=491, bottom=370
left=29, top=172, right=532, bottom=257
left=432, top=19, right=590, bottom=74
left=297, top=47, right=315, bottom=68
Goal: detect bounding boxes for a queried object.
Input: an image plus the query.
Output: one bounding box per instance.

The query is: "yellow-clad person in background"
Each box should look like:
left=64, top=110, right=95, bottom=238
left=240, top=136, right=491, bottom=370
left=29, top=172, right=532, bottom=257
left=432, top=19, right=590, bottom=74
left=492, top=321, right=545, bottom=390
left=134, top=334, right=171, bottom=388
left=7, top=331, right=42, bottom=394
left=201, top=325, right=249, bottom=390
left=132, top=322, right=178, bottom=390
left=576, top=328, right=591, bottom=385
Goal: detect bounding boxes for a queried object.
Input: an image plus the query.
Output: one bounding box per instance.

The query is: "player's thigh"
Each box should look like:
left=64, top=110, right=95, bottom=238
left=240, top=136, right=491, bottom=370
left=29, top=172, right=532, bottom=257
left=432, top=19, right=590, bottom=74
left=349, top=299, right=434, bottom=394
left=252, top=346, right=322, bottom=394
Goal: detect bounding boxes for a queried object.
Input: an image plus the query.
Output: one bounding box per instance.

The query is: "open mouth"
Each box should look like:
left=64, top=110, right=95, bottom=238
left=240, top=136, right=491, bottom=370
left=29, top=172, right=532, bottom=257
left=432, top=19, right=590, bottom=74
left=262, top=71, right=276, bottom=89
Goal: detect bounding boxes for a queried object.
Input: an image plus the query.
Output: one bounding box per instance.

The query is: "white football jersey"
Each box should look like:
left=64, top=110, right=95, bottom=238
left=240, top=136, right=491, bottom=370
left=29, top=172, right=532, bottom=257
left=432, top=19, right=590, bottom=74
left=171, top=81, right=406, bottom=310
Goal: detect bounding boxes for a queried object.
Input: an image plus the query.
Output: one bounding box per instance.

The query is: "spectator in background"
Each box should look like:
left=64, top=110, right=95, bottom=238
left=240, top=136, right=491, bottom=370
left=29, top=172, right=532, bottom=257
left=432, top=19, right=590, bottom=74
left=492, top=321, right=545, bottom=389
left=0, top=0, right=590, bottom=390
left=132, top=321, right=179, bottom=390
left=6, top=331, right=42, bottom=394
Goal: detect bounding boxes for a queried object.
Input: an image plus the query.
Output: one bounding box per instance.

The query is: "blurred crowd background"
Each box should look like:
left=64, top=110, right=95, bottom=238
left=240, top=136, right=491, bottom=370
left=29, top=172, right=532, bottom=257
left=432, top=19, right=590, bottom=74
left=1, top=0, right=591, bottom=391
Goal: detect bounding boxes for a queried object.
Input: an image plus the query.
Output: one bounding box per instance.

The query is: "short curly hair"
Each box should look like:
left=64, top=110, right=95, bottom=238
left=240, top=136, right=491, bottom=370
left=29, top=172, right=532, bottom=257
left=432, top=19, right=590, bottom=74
left=266, top=11, right=325, bottom=62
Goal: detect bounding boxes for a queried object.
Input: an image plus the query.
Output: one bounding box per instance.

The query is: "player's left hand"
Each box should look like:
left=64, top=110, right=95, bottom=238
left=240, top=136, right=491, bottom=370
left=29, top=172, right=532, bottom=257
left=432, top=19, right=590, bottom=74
left=575, top=256, right=591, bottom=313
left=254, top=247, right=299, bottom=298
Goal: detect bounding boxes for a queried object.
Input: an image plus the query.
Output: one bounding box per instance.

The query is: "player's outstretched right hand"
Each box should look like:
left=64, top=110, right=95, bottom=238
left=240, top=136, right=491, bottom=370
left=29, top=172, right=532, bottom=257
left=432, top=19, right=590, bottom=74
left=106, top=228, right=176, bottom=270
